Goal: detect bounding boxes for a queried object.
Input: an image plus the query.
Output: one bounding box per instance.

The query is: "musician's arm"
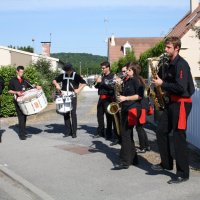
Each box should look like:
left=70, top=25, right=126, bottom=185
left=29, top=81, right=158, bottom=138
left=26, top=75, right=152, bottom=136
left=75, top=83, right=86, bottom=94
left=52, top=80, right=61, bottom=90
left=8, top=90, right=23, bottom=97
left=8, top=80, right=23, bottom=96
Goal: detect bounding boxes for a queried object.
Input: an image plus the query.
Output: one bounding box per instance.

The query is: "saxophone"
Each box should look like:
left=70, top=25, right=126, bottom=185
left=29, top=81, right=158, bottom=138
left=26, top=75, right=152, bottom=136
left=146, top=54, right=169, bottom=110
left=107, top=75, right=122, bottom=135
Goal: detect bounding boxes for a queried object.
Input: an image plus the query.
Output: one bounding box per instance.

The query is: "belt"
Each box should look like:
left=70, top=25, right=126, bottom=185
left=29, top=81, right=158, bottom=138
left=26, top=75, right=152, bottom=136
left=170, top=95, right=192, bottom=130
left=100, top=94, right=112, bottom=99
left=128, top=108, right=138, bottom=126
left=139, top=108, right=146, bottom=124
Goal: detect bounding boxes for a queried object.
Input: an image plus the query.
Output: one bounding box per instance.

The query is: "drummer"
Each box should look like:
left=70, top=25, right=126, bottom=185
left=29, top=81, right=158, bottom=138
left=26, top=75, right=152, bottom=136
left=53, top=63, right=86, bottom=138
left=8, top=65, right=41, bottom=140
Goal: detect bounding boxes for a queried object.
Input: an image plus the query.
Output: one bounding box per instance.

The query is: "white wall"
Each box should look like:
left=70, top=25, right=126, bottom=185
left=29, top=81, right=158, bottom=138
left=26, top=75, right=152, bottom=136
left=0, top=48, right=11, bottom=66
left=180, top=21, right=200, bottom=78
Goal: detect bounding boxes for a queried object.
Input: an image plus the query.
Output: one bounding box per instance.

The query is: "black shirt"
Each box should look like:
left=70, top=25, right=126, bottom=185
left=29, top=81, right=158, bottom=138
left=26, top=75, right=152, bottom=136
left=159, top=54, right=195, bottom=97
left=95, top=73, right=115, bottom=96
left=8, top=77, right=31, bottom=92
left=55, top=72, right=86, bottom=91
left=121, top=76, right=142, bottom=111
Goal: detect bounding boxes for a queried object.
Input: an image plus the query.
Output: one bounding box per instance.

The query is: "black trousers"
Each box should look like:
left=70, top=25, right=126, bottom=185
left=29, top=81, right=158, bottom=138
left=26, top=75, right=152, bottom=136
left=97, top=98, right=113, bottom=138
left=156, top=102, right=192, bottom=178
left=64, top=97, right=77, bottom=135
left=14, top=101, right=27, bottom=137
left=136, top=123, right=149, bottom=149
left=120, top=109, right=141, bottom=165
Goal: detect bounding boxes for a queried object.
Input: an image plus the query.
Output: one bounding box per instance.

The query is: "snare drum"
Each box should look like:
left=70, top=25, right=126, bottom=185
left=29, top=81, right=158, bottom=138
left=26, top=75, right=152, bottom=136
left=55, top=95, right=73, bottom=114
left=17, top=89, right=47, bottom=115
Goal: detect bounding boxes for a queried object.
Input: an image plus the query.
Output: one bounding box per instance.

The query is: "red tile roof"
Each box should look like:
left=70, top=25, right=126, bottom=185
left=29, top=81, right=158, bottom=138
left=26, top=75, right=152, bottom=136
left=166, top=3, right=200, bottom=38
left=108, top=37, right=162, bottom=63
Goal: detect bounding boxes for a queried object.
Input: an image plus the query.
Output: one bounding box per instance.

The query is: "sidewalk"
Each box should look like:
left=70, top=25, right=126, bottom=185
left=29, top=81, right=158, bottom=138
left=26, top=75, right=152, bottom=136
left=0, top=91, right=200, bottom=200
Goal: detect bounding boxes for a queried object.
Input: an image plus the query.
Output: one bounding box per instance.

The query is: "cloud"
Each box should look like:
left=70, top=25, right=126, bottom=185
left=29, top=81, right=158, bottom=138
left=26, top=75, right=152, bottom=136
left=0, top=0, right=189, bottom=11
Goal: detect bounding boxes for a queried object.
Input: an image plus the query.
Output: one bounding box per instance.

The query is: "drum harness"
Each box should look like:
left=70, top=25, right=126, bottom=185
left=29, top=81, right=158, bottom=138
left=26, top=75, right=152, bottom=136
left=63, top=72, right=76, bottom=134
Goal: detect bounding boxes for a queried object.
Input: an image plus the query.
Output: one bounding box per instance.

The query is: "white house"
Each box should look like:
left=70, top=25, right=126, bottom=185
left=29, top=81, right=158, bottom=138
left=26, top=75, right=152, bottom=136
left=0, top=45, right=62, bottom=71
left=166, top=0, right=200, bottom=79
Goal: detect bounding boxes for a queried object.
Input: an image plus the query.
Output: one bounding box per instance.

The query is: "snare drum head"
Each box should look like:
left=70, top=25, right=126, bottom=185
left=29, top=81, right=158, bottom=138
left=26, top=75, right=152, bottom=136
left=61, top=90, right=74, bottom=97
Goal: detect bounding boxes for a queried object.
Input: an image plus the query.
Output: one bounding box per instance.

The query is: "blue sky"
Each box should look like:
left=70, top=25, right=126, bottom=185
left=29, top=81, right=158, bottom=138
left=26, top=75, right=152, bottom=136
left=0, top=0, right=191, bottom=56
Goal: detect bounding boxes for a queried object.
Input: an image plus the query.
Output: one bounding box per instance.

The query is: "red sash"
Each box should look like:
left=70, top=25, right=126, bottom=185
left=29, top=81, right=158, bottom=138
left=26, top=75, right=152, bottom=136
left=170, top=95, right=192, bottom=130
left=148, top=105, right=154, bottom=115
left=128, top=108, right=138, bottom=126
left=100, top=94, right=111, bottom=100
left=139, top=108, right=146, bottom=124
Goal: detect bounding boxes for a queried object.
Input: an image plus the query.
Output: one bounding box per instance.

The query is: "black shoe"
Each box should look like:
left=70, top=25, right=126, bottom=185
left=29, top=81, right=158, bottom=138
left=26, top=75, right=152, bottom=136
left=167, top=177, right=189, bottom=184
left=63, top=133, right=70, bottom=138
left=136, top=148, right=146, bottom=153
left=106, top=136, right=112, bottom=141
left=110, top=139, right=119, bottom=146
left=72, top=134, right=77, bottom=138
left=113, top=163, right=129, bottom=170
left=146, top=146, right=151, bottom=151
left=19, top=135, right=27, bottom=140
left=132, top=154, right=139, bottom=166
left=94, top=133, right=104, bottom=138
left=151, top=164, right=164, bottom=171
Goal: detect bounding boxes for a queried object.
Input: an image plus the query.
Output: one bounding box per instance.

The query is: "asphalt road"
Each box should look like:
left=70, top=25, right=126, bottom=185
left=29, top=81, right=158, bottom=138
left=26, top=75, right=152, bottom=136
left=0, top=89, right=200, bottom=200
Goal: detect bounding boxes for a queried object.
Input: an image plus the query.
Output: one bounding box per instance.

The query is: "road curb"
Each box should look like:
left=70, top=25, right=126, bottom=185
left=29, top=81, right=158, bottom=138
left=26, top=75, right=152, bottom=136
left=0, top=165, right=55, bottom=200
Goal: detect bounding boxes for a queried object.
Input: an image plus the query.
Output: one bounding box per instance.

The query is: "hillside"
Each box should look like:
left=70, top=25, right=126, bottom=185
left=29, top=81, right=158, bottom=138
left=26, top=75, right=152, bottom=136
left=51, top=53, right=107, bottom=75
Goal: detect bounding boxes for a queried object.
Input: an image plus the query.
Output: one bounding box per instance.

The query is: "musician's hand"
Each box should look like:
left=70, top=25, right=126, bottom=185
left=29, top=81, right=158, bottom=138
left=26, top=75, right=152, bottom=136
left=36, top=86, right=42, bottom=90
left=16, top=91, right=24, bottom=97
left=152, top=75, right=163, bottom=87
left=74, top=89, right=79, bottom=95
left=56, top=85, right=61, bottom=91
left=96, top=76, right=102, bottom=83
left=115, top=77, right=122, bottom=84
left=119, top=95, right=126, bottom=102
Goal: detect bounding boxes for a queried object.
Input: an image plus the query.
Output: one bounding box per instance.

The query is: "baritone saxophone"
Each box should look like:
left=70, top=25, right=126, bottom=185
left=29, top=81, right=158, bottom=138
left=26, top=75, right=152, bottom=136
left=146, top=54, right=169, bottom=110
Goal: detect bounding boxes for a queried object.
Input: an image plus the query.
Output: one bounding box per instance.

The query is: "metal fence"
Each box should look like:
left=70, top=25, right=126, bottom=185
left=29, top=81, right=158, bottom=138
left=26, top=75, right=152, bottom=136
left=187, top=86, right=200, bottom=149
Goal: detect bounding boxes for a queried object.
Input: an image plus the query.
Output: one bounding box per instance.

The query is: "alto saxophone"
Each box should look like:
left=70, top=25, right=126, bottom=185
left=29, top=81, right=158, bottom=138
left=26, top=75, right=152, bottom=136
left=146, top=55, right=167, bottom=110
left=107, top=75, right=122, bottom=135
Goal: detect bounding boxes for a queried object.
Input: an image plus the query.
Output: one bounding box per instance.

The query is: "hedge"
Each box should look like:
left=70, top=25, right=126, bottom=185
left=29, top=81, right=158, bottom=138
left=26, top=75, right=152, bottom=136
left=0, top=63, right=59, bottom=117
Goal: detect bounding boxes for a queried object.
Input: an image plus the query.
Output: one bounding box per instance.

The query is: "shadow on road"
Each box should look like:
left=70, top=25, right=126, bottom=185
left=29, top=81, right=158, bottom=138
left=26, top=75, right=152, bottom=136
left=9, top=125, right=43, bottom=135
left=0, top=129, right=6, bottom=143
left=89, top=140, right=119, bottom=165
left=44, top=123, right=65, bottom=135
left=78, top=124, right=97, bottom=136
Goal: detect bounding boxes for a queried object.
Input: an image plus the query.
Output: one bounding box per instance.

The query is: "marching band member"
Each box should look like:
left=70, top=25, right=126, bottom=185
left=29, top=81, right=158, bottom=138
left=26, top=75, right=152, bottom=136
left=151, top=36, right=195, bottom=184
left=8, top=66, right=41, bottom=140
left=53, top=63, right=86, bottom=138
left=94, top=61, right=115, bottom=140
left=114, top=62, right=143, bottom=169
left=120, top=64, right=152, bottom=153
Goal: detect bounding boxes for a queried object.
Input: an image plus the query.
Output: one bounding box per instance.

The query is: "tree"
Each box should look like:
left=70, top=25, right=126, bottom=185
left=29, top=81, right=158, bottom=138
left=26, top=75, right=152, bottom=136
left=8, top=45, right=34, bottom=53
left=193, top=26, right=200, bottom=40
left=111, top=51, right=137, bottom=73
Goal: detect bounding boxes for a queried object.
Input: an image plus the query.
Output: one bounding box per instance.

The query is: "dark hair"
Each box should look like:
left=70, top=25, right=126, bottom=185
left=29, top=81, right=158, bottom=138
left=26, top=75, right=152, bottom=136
left=164, top=36, right=181, bottom=49
left=17, top=66, right=24, bottom=71
left=100, top=61, right=110, bottom=68
left=127, top=62, right=145, bottom=86
left=62, top=62, right=73, bottom=72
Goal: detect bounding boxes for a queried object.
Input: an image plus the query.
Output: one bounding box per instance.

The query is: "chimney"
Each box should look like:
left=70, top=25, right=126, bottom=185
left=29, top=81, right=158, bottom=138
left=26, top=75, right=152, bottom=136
left=110, top=34, right=115, bottom=46
left=190, top=0, right=199, bottom=12
left=41, top=42, right=51, bottom=57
